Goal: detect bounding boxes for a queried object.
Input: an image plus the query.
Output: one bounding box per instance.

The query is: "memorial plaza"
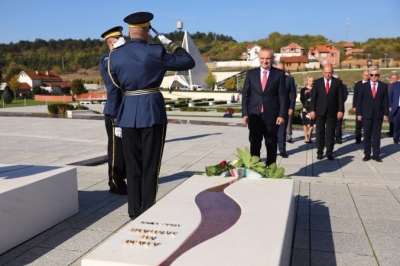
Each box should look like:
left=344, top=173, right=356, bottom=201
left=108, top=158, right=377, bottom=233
left=0, top=104, right=400, bottom=266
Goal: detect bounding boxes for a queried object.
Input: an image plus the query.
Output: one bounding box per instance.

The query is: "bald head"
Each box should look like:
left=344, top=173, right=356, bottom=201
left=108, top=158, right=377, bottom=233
left=276, top=63, right=284, bottom=70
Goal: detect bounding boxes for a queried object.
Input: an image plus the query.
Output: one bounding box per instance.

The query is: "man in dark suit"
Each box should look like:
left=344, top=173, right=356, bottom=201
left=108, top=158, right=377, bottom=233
left=356, top=67, right=389, bottom=162
left=309, top=65, right=344, bottom=160
left=276, top=63, right=296, bottom=158
left=242, top=47, right=288, bottom=166
left=352, top=70, right=370, bottom=144
left=99, top=26, right=127, bottom=195
left=388, top=76, right=400, bottom=144
left=333, top=73, right=348, bottom=144
left=387, top=74, right=399, bottom=137
left=108, top=12, right=195, bottom=220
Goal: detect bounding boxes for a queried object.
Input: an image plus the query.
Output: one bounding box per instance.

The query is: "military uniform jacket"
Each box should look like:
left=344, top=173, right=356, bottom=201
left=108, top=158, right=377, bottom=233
left=99, top=53, right=123, bottom=117
left=109, top=39, right=195, bottom=128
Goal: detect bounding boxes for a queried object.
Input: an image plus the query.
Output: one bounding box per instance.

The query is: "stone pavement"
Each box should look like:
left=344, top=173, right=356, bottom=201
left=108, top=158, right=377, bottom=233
left=0, top=106, right=399, bottom=266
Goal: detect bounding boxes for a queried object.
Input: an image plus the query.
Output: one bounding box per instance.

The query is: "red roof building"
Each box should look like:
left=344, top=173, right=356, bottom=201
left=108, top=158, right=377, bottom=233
left=17, top=70, right=71, bottom=96
left=307, top=44, right=340, bottom=67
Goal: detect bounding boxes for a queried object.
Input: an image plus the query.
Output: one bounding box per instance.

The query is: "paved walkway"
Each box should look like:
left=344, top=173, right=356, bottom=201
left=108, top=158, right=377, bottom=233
left=0, top=106, right=399, bottom=266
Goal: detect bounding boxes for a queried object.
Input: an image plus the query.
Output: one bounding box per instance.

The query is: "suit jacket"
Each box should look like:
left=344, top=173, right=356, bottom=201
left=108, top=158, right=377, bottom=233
left=309, top=76, right=344, bottom=117
left=109, top=39, right=195, bottom=128
left=99, top=53, right=123, bottom=117
left=352, top=80, right=363, bottom=108
left=241, top=66, right=288, bottom=124
left=356, top=81, right=389, bottom=120
left=286, top=75, right=297, bottom=110
left=389, top=82, right=400, bottom=114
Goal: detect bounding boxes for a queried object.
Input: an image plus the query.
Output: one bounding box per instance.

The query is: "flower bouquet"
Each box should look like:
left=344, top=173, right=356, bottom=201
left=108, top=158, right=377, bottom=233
left=205, top=147, right=290, bottom=179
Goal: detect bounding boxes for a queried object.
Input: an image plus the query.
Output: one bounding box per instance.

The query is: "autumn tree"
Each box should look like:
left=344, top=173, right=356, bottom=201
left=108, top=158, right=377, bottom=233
left=8, top=76, right=20, bottom=99
left=225, top=77, right=236, bottom=90
left=205, top=71, right=217, bottom=89
left=70, top=79, right=87, bottom=95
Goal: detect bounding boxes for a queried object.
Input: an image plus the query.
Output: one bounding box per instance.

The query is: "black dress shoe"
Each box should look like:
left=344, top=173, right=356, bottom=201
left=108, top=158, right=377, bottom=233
left=394, top=139, right=399, bottom=144
left=286, top=139, right=294, bottom=143
left=372, top=156, right=382, bottom=162
left=317, top=154, right=323, bottom=160
left=362, top=156, right=370, bottom=162
left=280, top=153, right=288, bottom=158
left=327, top=155, right=334, bottom=160
left=110, top=185, right=127, bottom=195
left=355, top=139, right=361, bottom=144
left=336, top=139, right=342, bottom=144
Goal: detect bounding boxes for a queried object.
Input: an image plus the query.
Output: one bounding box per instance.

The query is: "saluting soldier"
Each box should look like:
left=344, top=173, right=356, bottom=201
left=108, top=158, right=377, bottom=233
left=99, top=26, right=127, bottom=195
left=108, top=12, right=195, bottom=220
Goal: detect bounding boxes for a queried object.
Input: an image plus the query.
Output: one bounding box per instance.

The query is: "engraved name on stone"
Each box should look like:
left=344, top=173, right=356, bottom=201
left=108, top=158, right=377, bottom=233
left=126, top=221, right=181, bottom=246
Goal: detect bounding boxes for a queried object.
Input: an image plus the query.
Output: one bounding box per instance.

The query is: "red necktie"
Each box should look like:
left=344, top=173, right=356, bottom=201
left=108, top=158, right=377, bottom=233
left=325, top=80, right=330, bottom=94
left=372, top=82, right=376, bottom=98
left=261, top=70, right=268, bottom=113
left=261, top=70, right=268, bottom=92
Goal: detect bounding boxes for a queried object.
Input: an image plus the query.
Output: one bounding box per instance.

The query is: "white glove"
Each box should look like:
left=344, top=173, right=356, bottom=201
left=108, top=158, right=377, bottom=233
left=158, top=35, right=172, bottom=45
left=114, top=127, right=122, bottom=138
left=113, top=37, right=125, bottom=48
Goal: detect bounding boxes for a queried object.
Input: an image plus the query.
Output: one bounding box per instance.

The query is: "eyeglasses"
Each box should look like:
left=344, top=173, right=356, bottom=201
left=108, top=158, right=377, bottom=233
left=369, top=74, right=380, bottom=77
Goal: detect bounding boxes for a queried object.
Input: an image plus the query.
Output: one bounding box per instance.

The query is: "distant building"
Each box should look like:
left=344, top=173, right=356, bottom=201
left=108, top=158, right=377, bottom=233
left=307, top=44, right=340, bottom=67
left=343, top=42, right=365, bottom=56
left=280, top=43, right=304, bottom=56
left=18, top=70, right=71, bottom=96
left=280, top=56, right=309, bottom=71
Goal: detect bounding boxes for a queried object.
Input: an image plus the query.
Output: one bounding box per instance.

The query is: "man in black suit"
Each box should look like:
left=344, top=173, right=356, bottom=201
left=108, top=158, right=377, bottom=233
left=276, top=63, right=296, bottom=158
left=309, top=65, right=344, bottom=160
left=242, top=47, right=288, bottom=166
left=352, top=70, right=369, bottom=144
left=356, top=67, right=389, bottom=162
left=333, top=73, right=348, bottom=144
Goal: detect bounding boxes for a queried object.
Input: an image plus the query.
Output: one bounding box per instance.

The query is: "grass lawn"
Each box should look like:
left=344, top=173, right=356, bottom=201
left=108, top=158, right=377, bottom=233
left=0, top=99, right=71, bottom=108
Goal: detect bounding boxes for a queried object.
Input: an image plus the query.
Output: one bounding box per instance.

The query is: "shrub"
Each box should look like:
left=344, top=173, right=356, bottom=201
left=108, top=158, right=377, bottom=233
left=75, top=104, right=89, bottom=110
left=212, top=101, right=227, bottom=104
left=192, top=102, right=210, bottom=106
left=173, top=103, right=189, bottom=108
left=180, top=107, right=207, bottom=112
left=48, top=103, right=74, bottom=115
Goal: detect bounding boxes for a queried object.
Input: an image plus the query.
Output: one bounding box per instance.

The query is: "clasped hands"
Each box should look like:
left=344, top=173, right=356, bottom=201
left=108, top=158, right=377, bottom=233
left=309, top=111, right=344, bottom=120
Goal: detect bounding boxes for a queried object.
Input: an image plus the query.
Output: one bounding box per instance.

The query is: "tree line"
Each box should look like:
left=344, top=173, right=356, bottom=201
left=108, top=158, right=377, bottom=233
left=1, top=31, right=399, bottom=82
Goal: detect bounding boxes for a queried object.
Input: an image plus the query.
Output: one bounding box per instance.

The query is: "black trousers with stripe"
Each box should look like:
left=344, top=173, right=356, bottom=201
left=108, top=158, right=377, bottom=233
left=122, top=124, right=166, bottom=219
left=104, top=115, right=126, bottom=189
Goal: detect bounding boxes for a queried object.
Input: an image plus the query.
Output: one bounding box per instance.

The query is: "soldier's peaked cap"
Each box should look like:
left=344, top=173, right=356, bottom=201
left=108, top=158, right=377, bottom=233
left=101, top=26, right=123, bottom=39
left=124, top=12, right=153, bottom=29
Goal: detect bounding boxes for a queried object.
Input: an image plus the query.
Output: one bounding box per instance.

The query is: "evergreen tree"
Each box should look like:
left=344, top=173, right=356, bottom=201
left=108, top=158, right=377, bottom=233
left=1, top=87, right=13, bottom=104
left=70, top=79, right=87, bottom=95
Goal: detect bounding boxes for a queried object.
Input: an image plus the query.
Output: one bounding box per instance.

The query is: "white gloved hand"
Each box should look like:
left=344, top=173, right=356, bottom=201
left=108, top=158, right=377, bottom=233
left=114, top=127, right=122, bottom=138
left=158, top=35, right=172, bottom=45
left=113, top=37, right=125, bottom=48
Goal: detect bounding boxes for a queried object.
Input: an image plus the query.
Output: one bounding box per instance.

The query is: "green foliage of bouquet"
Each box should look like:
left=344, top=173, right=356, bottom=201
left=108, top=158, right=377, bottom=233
left=205, top=147, right=290, bottom=179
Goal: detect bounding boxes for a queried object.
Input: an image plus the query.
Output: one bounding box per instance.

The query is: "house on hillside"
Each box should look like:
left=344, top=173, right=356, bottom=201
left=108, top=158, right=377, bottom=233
left=280, top=56, right=309, bottom=71
left=343, top=42, right=365, bottom=56
left=307, top=44, right=340, bottom=67
left=18, top=70, right=71, bottom=97
left=280, top=43, right=304, bottom=56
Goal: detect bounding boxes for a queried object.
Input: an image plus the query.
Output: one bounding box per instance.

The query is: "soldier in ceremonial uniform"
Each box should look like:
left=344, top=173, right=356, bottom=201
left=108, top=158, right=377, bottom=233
left=99, top=26, right=127, bottom=195
left=108, top=12, right=195, bottom=219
